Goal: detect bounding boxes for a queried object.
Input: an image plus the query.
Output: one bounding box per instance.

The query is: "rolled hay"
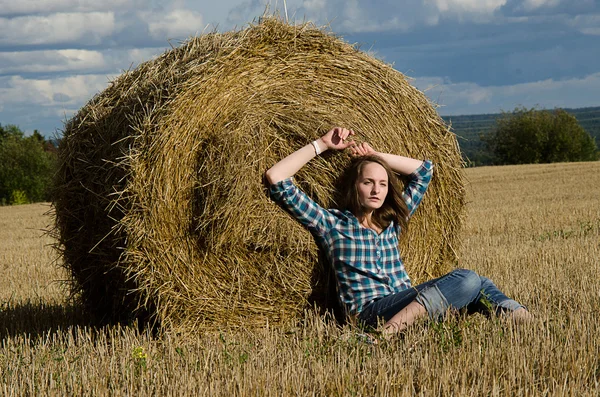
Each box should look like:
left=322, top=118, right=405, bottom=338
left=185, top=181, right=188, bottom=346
left=53, top=18, right=465, bottom=333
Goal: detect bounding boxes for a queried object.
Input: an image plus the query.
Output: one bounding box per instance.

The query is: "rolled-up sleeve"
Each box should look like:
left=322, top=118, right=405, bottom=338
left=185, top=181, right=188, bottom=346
left=401, top=160, right=434, bottom=217
left=269, top=177, right=336, bottom=237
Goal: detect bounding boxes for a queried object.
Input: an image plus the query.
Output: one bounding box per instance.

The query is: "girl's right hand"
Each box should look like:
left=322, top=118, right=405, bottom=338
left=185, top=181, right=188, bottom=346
left=349, top=142, right=378, bottom=157
left=320, top=127, right=355, bottom=151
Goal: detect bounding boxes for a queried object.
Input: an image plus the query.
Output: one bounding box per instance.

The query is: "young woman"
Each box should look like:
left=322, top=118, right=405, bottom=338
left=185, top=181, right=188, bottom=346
left=266, top=127, right=530, bottom=337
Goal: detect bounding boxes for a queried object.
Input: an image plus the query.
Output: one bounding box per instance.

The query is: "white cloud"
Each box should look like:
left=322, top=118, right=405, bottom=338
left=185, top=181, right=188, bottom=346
left=568, top=14, right=600, bottom=35
left=142, top=8, right=206, bottom=40
left=0, top=0, right=141, bottom=16
left=417, top=76, right=493, bottom=107
left=0, top=12, right=116, bottom=46
left=580, top=27, right=600, bottom=35
left=126, top=48, right=165, bottom=64
left=227, top=0, right=516, bottom=34
left=0, top=47, right=168, bottom=77
left=0, top=74, right=116, bottom=109
left=521, top=0, right=561, bottom=11
left=0, top=50, right=106, bottom=74
left=427, top=0, right=507, bottom=14
left=300, top=0, right=434, bottom=32
left=302, top=0, right=327, bottom=12
left=414, top=72, right=600, bottom=115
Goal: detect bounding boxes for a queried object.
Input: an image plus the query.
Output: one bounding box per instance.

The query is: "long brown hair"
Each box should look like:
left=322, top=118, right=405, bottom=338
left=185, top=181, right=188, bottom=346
left=340, top=155, right=409, bottom=233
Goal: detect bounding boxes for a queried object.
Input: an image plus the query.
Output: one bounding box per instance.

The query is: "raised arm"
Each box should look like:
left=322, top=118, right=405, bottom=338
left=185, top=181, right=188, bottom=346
left=349, top=142, right=423, bottom=175
left=265, top=127, right=355, bottom=185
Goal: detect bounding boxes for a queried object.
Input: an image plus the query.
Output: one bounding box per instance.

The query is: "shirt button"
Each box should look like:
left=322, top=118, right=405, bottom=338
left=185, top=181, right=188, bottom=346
left=376, top=251, right=381, bottom=258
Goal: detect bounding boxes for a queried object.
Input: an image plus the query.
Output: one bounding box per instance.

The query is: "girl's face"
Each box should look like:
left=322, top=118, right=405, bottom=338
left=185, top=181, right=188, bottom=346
left=356, top=162, right=388, bottom=212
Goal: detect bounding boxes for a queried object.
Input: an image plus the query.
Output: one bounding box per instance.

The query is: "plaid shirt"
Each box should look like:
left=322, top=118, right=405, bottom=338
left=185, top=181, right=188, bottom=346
left=269, top=160, right=433, bottom=315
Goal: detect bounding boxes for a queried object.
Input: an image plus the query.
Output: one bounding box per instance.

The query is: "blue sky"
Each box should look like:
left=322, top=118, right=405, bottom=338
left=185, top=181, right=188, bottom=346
left=1, top=0, right=598, bottom=137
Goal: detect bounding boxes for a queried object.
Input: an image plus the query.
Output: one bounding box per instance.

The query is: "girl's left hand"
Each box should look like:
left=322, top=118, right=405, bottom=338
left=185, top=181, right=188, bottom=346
left=321, top=127, right=355, bottom=151
left=349, top=142, right=378, bottom=157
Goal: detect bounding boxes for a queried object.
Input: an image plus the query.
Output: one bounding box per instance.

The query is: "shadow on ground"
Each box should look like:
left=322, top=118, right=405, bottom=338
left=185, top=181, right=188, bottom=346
left=0, top=300, right=89, bottom=340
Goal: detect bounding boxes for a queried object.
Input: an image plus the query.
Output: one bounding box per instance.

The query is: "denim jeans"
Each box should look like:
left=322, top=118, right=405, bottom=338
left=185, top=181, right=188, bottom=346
left=357, top=268, right=524, bottom=327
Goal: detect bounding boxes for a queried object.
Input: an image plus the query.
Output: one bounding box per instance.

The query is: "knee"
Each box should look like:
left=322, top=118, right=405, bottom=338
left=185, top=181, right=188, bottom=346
left=452, top=269, right=482, bottom=296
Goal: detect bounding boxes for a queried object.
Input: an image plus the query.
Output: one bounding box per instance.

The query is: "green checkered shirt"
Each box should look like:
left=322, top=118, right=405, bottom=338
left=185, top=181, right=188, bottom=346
left=269, top=160, right=433, bottom=314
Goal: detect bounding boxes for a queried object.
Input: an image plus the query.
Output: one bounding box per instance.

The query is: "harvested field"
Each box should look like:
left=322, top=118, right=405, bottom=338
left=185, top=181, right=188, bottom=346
left=1, top=161, right=599, bottom=395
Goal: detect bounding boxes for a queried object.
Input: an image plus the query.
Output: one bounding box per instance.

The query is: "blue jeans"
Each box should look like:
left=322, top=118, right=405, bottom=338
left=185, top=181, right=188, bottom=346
left=357, top=268, right=524, bottom=327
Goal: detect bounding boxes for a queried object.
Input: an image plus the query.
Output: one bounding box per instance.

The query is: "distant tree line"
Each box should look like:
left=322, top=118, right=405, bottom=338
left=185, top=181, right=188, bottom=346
left=1, top=106, right=599, bottom=205
left=446, top=107, right=600, bottom=166
left=0, top=124, right=58, bottom=205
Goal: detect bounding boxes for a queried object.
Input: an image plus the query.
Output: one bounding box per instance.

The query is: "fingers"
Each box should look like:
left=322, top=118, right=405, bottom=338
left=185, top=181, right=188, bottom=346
left=348, top=142, right=361, bottom=155
left=324, top=127, right=356, bottom=150
left=359, top=143, right=370, bottom=156
left=348, top=142, right=375, bottom=156
left=333, top=127, right=354, bottom=141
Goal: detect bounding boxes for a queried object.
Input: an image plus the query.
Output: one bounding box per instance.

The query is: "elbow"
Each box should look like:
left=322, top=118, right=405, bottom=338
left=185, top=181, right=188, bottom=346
left=265, top=165, right=290, bottom=185
left=264, top=168, right=277, bottom=185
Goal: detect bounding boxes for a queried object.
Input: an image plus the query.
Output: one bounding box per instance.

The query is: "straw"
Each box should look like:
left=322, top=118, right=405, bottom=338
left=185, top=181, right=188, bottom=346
left=52, top=17, right=465, bottom=333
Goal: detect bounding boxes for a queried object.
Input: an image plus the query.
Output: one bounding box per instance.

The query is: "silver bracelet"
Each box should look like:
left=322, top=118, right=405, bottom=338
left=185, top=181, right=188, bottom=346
left=311, top=140, right=322, bottom=156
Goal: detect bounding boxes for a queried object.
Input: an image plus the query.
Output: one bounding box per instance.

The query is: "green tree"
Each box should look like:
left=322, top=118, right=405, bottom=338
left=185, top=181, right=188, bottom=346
left=0, top=124, right=24, bottom=140
left=486, top=107, right=599, bottom=165
left=0, top=124, right=57, bottom=204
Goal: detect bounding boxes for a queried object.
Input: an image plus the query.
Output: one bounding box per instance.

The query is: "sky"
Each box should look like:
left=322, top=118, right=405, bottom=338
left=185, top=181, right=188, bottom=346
left=0, top=0, right=598, bottom=137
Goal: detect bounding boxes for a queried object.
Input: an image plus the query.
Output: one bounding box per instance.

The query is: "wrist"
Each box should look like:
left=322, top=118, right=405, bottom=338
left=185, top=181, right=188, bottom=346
left=313, top=138, right=328, bottom=155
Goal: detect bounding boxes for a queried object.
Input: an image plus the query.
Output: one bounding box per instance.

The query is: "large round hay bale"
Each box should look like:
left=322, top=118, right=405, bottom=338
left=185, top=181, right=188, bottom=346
left=53, top=18, right=464, bottom=332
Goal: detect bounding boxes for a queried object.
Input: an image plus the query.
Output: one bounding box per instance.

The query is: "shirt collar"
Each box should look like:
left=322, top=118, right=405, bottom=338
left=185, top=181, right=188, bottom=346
left=343, top=210, right=394, bottom=235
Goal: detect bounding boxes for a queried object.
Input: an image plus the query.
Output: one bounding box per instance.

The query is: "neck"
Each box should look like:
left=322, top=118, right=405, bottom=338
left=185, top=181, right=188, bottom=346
left=357, top=211, right=382, bottom=233
left=357, top=210, right=374, bottom=226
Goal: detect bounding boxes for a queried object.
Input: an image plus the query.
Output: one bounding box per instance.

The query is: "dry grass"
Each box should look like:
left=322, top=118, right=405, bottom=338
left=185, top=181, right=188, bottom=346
left=0, top=203, right=60, bottom=303
left=2, top=161, right=599, bottom=396
left=54, top=17, right=464, bottom=332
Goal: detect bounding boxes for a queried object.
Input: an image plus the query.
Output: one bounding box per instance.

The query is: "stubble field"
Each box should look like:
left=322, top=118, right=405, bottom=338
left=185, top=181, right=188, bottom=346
left=1, top=161, right=599, bottom=396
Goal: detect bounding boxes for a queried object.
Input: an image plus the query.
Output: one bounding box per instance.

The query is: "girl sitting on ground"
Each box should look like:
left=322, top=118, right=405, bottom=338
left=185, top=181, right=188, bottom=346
left=266, top=127, right=530, bottom=337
